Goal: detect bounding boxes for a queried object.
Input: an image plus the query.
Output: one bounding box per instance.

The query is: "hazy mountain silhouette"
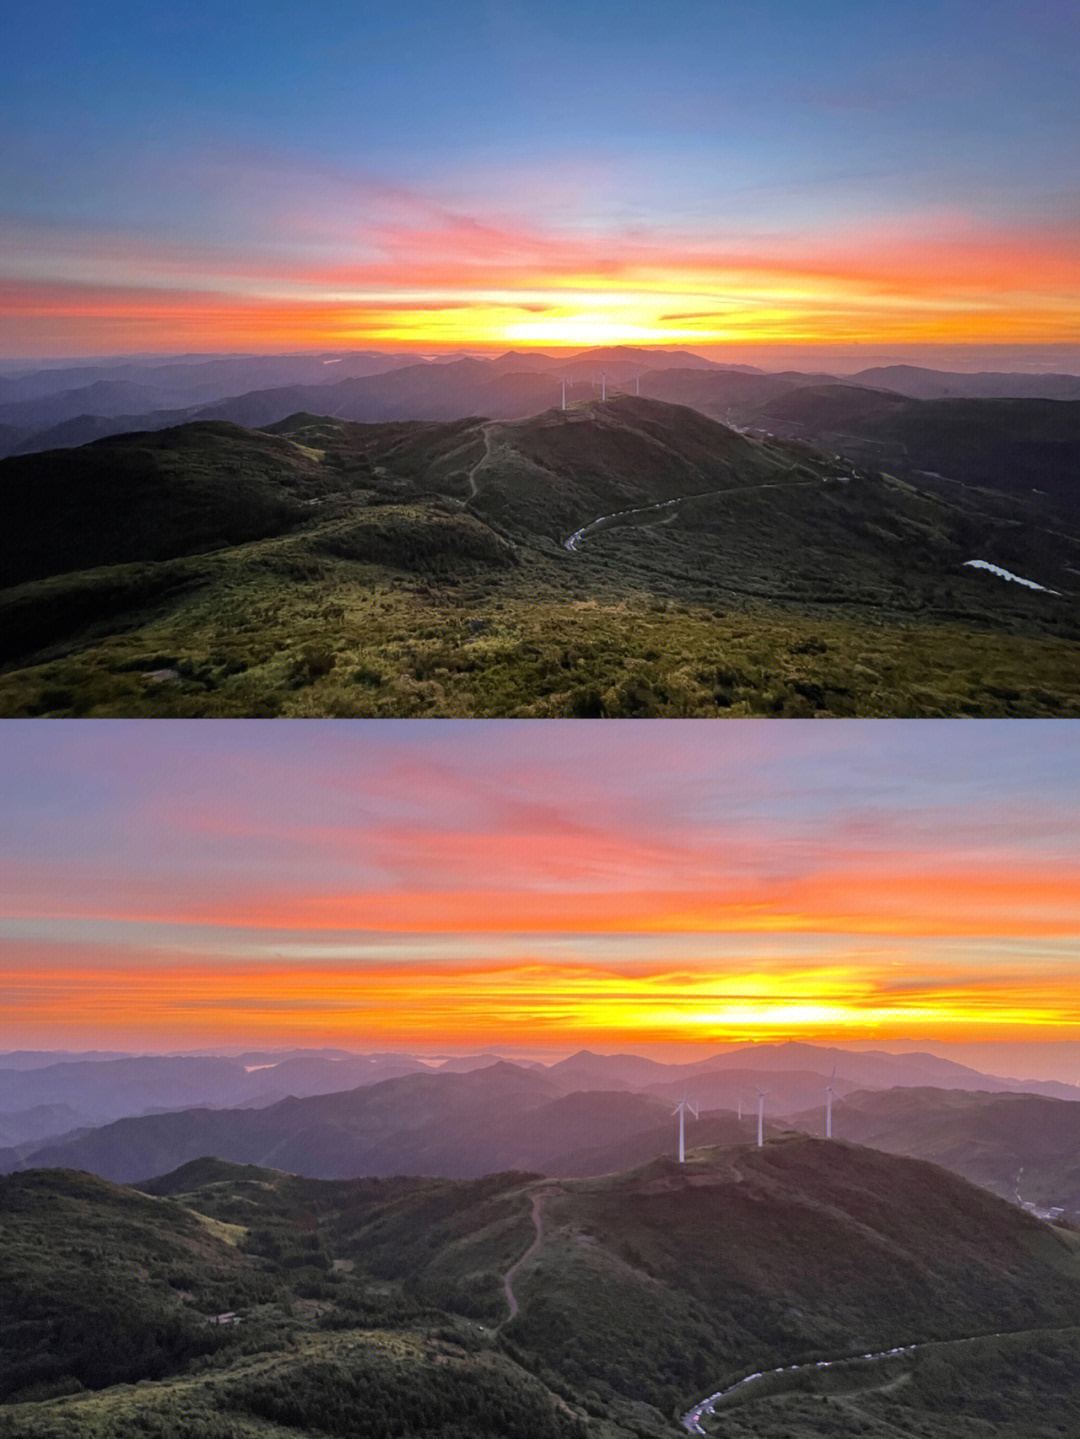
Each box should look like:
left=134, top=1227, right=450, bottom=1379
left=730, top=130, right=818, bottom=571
left=5, top=347, right=1078, bottom=472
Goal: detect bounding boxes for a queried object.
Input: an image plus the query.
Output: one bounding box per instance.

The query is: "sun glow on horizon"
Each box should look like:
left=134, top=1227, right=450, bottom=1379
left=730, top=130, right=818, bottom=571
left=3, top=721, right=1080, bottom=1052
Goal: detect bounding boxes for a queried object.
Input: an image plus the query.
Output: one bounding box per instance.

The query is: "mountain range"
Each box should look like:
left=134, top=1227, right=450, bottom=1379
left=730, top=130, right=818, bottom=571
left=4, top=347, right=1080, bottom=460
left=3, top=1046, right=1079, bottom=1219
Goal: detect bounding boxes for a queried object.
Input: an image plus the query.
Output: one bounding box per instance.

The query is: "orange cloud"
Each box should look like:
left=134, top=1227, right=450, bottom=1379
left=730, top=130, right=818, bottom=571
left=3, top=201, right=1079, bottom=355
left=8, top=861, right=1078, bottom=938
left=6, top=949, right=1079, bottom=1048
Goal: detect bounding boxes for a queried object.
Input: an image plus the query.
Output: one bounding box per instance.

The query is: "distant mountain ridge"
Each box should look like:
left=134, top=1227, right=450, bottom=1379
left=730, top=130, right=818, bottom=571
left=3, top=347, right=1078, bottom=469
left=4, top=1045, right=1080, bottom=1200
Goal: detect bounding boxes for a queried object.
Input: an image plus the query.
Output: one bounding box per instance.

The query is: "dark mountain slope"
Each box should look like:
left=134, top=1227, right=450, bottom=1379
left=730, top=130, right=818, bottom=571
left=804, top=1086, right=1080, bottom=1212
left=754, top=382, right=910, bottom=431
left=0, top=422, right=347, bottom=585
left=855, top=397, right=1080, bottom=515
left=509, top=1136, right=1080, bottom=1415
left=0, top=1168, right=261, bottom=1401
left=638, top=365, right=824, bottom=418
left=0, top=1063, right=565, bottom=1183
left=752, top=390, right=1080, bottom=520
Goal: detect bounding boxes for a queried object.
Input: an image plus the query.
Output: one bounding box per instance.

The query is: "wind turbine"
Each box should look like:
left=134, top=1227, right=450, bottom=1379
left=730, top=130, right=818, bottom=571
left=736, top=1095, right=743, bottom=1122
left=825, top=1067, right=836, bottom=1140
left=673, top=1099, right=699, bottom=1163
left=561, top=377, right=568, bottom=410
left=634, top=371, right=641, bottom=396
left=755, top=1088, right=769, bottom=1148
left=600, top=371, right=607, bottom=402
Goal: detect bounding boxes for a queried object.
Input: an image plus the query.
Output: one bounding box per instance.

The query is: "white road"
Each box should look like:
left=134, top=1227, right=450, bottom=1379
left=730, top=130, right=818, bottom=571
left=563, top=476, right=821, bottom=553
left=962, top=559, right=1059, bottom=594
left=680, top=1324, right=1074, bottom=1433
left=680, top=1343, right=918, bottom=1432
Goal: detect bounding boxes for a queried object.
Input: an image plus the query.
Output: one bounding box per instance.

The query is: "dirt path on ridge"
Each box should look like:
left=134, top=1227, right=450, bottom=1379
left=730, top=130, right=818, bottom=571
left=502, top=1189, right=550, bottom=1323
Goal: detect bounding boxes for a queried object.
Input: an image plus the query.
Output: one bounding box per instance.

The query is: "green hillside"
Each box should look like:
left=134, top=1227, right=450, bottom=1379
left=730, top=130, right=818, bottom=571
left=0, top=1169, right=264, bottom=1402
left=2, top=398, right=1079, bottom=718
left=2, top=1141, right=1080, bottom=1439
left=0, top=422, right=357, bottom=587
left=505, top=1137, right=1080, bottom=1416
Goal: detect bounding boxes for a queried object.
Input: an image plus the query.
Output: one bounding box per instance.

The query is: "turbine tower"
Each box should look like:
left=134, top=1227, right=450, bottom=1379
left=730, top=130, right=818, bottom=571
left=600, top=371, right=607, bottom=402
left=825, top=1067, right=836, bottom=1139
left=561, top=377, right=568, bottom=410
left=634, top=371, right=641, bottom=396
left=673, top=1099, right=699, bottom=1163
left=755, top=1088, right=769, bottom=1148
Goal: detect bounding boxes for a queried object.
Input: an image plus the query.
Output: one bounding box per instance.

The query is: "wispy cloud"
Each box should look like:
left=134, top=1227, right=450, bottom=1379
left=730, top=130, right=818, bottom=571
left=2, top=722, right=1079, bottom=1048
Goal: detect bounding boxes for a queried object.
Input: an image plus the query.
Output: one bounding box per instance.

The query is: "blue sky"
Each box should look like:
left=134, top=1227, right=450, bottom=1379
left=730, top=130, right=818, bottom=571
left=3, top=0, right=1078, bottom=358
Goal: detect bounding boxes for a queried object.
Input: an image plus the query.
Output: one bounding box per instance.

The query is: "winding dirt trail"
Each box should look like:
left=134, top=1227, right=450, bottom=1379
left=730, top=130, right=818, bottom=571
left=502, top=1189, right=549, bottom=1323
left=466, top=422, right=496, bottom=499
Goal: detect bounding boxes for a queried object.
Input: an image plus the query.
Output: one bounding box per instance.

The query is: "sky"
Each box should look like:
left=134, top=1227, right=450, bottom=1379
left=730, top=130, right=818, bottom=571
left=3, top=720, right=1079, bottom=1071
left=3, top=0, right=1079, bottom=362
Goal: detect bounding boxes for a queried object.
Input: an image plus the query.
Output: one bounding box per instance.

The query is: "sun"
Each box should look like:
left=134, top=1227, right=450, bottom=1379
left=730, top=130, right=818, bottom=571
left=502, top=311, right=698, bottom=347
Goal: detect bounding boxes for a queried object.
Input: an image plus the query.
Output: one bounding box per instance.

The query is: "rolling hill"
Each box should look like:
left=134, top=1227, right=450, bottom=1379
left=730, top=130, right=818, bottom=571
left=504, top=1137, right=1080, bottom=1415
left=3, top=394, right=1079, bottom=718
left=5, top=1137, right=1080, bottom=1438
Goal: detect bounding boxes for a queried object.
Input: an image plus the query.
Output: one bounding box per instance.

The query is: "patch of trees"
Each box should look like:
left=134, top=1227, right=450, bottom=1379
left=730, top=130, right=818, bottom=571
left=220, top=1354, right=587, bottom=1439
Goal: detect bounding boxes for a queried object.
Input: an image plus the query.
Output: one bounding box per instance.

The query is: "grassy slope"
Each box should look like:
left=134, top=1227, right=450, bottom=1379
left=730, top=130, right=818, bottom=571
left=506, top=1138, right=1080, bottom=1417
left=3, top=1145, right=1080, bottom=1439
left=0, top=1169, right=265, bottom=1402
left=0, top=1167, right=595, bottom=1439
left=1, top=402, right=1078, bottom=718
